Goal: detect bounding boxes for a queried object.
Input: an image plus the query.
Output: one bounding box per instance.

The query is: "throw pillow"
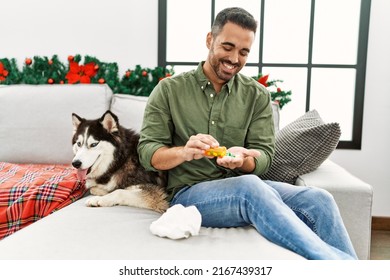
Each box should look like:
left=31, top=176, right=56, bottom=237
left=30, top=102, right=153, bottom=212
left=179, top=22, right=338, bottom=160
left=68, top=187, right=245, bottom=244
left=260, top=110, right=341, bottom=184
left=0, top=162, right=87, bottom=240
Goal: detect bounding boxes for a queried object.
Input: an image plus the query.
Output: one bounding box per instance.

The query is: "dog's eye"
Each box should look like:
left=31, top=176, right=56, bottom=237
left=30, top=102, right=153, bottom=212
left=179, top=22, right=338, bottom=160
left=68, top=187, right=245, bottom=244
left=77, top=142, right=82, bottom=147
left=90, top=142, right=99, bottom=148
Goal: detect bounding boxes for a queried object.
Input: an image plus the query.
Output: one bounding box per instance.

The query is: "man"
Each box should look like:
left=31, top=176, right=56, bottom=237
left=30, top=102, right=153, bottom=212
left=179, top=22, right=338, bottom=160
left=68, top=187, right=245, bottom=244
left=138, top=7, right=357, bottom=260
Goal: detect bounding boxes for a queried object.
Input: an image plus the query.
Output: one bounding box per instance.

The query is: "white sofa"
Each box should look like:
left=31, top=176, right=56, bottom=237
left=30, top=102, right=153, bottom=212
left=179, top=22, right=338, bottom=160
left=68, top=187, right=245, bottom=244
left=0, top=84, right=373, bottom=260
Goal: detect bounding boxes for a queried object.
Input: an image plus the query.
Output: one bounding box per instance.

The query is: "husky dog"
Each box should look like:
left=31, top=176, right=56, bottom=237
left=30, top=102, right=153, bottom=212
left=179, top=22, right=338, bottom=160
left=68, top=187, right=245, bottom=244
left=71, top=110, right=168, bottom=213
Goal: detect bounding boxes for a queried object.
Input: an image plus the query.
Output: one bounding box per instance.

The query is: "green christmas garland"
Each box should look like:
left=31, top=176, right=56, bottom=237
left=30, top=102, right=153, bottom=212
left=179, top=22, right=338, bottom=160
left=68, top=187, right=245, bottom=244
left=0, top=58, right=21, bottom=85
left=0, top=55, right=174, bottom=97
left=0, top=55, right=291, bottom=108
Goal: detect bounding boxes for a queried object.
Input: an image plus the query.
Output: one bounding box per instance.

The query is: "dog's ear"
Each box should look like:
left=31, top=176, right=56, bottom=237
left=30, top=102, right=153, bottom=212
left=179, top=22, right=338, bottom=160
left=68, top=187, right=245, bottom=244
left=72, top=113, right=83, bottom=135
left=100, top=110, right=119, bottom=134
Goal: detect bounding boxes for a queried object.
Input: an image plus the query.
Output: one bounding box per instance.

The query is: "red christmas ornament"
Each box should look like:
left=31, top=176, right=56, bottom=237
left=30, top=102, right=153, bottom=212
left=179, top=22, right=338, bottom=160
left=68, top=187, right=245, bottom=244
left=48, top=78, right=54, bottom=84
left=142, top=70, right=148, bottom=77
left=60, top=80, right=64, bottom=84
left=0, top=62, right=9, bottom=81
left=257, top=74, right=269, bottom=87
left=94, top=64, right=99, bottom=71
left=98, top=78, right=105, bottom=84
left=25, top=58, right=32, bottom=66
left=48, top=60, right=53, bottom=65
left=125, top=71, right=131, bottom=78
left=68, top=55, right=74, bottom=62
left=66, top=61, right=97, bottom=84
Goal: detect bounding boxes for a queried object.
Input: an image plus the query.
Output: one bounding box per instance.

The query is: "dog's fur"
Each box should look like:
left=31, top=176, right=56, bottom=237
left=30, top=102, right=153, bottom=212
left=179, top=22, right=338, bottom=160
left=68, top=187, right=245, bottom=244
left=71, top=110, right=168, bottom=213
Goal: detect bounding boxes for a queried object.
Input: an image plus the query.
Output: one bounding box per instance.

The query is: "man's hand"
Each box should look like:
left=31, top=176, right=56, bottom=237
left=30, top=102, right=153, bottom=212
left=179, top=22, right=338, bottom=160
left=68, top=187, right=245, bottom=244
left=216, top=146, right=261, bottom=172
left=151, top=133, right=219, bottom=170
left=182, top=133, right=220, bottom=161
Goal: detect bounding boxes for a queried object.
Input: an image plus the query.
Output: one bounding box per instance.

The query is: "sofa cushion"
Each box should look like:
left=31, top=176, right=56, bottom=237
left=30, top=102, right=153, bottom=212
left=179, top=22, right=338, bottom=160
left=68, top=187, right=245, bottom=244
left=260, top=110, right=341, bottom=184
left=110, top=94, right=148, bottom=132
left=271, top=102, right=280, bottom=132
left=0, top=84, right=113, bottom=164
left=0, top=194, right=303, bottom=260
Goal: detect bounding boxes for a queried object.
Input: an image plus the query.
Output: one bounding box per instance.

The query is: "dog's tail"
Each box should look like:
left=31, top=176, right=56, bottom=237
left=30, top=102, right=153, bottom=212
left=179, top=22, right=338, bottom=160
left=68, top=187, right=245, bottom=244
left=135, top=184, right=169, bottom=213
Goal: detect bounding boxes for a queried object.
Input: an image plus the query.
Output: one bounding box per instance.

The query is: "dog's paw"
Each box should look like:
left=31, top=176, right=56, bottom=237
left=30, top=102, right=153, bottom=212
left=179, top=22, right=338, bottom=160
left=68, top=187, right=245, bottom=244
left=85, top=196, right=101, bottom=207
left=85, top=196, right=115, bottom=207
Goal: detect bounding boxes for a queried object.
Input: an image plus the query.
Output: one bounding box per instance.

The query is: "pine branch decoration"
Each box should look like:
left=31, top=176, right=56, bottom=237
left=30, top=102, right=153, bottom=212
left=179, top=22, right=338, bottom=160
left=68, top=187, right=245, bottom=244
left=2, top=55, right=292, bottom=110
left=21, top=55, right=67, bottom=84
left=0, top=58, right=22, bottom=84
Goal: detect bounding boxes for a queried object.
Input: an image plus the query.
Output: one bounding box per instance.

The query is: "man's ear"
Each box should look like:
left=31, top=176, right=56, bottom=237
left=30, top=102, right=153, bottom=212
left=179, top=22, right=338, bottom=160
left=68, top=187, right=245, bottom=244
left=206, top=32, right=213, bottom=49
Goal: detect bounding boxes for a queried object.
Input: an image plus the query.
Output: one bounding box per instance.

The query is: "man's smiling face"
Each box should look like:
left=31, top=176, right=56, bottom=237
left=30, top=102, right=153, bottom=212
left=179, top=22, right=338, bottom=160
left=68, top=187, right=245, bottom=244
left=205, top=21, right=255, bottom=84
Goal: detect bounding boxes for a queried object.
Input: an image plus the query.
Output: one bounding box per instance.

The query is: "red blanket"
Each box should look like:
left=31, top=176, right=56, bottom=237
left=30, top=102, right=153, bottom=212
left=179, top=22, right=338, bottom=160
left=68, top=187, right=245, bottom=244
left=0, top=162, right=86, bottom=240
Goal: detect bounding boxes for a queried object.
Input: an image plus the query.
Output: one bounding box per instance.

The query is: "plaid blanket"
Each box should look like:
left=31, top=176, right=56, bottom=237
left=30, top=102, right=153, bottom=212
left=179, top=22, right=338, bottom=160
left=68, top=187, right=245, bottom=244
left=0, top=162, right=86, bottom=240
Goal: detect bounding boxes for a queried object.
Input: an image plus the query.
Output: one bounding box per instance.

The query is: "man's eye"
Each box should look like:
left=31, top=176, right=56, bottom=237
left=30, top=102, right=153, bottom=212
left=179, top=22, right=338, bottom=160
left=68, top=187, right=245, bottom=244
left=90, top=142, right=99, bottom=148
left=223, top=46, right=232, bottom=51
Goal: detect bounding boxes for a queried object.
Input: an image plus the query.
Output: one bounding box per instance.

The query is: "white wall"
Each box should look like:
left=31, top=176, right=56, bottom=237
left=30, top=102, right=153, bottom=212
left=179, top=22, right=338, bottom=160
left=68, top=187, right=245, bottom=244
left=2, top=0, right=389, bottom=216
left=1, top=0, right=158, bottom=73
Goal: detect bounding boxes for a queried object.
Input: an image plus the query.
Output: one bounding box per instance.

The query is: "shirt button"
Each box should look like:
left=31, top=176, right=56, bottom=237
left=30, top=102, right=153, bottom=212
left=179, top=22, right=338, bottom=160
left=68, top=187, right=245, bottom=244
left=201, top=86, right=204, bottom=90
left=211, top=121, right=215, bottom=125
left=210, top=94, right=214, bottom=98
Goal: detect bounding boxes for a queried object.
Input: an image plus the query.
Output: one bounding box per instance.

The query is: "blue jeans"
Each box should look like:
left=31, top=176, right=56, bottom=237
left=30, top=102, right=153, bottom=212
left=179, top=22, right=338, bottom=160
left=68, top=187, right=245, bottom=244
left=170, top=175, right=358, bottom=260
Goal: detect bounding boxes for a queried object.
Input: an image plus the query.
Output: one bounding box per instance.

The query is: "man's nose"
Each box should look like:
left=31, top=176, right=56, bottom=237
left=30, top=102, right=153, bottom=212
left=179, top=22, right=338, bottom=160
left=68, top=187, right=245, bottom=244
left=229, top=52, right=239, bottom=64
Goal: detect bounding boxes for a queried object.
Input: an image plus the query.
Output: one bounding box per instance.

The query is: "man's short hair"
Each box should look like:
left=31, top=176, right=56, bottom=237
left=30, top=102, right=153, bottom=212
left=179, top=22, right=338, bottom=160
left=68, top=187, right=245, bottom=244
left=211, top=7, right=258, bottom=37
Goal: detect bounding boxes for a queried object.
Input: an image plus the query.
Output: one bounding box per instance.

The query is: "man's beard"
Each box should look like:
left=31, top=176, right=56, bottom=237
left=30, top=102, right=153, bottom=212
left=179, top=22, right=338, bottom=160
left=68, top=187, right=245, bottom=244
left=209, top=54, right=241, bottom=82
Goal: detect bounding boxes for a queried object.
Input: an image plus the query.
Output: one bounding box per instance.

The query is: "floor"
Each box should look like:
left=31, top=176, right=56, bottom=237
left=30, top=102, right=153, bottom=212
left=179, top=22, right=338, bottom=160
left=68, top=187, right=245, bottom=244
left=370, top=230, right=390, bottom=260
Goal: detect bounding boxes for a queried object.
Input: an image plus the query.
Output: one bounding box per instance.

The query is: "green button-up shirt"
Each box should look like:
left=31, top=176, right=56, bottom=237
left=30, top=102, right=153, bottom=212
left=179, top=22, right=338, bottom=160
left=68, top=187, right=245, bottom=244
left=138, top=62, right=275, bottom=200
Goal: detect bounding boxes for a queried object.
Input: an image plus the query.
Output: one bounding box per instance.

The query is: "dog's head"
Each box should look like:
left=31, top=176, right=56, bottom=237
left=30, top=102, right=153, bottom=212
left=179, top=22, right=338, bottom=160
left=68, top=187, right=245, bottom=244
left=71, top=110, right=120, bottom=181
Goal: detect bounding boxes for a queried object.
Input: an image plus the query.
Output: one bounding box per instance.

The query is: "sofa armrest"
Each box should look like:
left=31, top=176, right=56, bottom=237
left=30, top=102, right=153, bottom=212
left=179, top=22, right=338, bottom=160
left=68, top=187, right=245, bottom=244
left=295, top=159, right=373, bottom=260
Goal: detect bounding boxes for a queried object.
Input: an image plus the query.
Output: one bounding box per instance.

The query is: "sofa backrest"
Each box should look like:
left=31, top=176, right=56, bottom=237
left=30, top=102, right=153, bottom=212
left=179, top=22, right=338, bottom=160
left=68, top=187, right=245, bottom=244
left=0, top=84, right=280, bottom=165
left=111, top=94, right=281, bottom=133
left=0, top=84, right=112, bottom=164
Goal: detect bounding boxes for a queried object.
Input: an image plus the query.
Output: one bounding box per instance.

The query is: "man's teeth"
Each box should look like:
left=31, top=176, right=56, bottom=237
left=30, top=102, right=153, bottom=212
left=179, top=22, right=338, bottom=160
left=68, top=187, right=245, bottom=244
left=223, top=62, right=235, bottom=69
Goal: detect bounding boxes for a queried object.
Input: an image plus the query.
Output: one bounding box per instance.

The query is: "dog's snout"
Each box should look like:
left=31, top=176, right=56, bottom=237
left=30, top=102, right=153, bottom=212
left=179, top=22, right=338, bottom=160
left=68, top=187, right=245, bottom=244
left=72, top=160, right=82, bottom=169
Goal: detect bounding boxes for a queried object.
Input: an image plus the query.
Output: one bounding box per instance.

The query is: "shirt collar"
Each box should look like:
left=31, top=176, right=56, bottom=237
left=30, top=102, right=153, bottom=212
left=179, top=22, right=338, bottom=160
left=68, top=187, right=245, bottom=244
left=195, top=61, right=235, bottom=94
